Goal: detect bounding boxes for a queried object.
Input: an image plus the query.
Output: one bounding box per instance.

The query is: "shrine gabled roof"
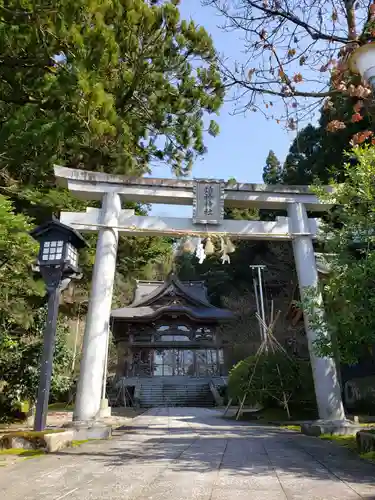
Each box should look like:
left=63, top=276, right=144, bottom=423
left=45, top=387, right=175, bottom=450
left=110, top=304, right=234, bottom=322
left=129, top=273, right=213, bottom=309
left=110, top=273, right=235, bottom=322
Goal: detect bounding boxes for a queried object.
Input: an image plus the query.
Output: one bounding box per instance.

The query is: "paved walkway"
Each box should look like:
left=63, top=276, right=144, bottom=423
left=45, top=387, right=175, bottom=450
left=1, top=408, right=375, bottom=499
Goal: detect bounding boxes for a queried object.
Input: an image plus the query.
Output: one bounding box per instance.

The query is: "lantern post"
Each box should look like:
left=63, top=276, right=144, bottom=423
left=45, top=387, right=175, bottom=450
left=30, top=219, right=87, bottom=431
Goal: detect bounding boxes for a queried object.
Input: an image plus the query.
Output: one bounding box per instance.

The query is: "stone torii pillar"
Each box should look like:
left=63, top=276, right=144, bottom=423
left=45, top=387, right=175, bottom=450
left=74, top=192, right=121, bottom=422
left=288, top=202, right=345, bottom=421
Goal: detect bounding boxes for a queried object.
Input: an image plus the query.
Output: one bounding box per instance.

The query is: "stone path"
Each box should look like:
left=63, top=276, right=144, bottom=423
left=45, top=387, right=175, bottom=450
left=1, top=407, right=375, bottom=499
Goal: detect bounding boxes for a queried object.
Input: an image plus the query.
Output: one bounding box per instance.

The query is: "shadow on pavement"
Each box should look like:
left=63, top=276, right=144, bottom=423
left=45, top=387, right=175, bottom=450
left=1, top=407, right=374, bottom=500
left=57, top=418, right=375, bottom=488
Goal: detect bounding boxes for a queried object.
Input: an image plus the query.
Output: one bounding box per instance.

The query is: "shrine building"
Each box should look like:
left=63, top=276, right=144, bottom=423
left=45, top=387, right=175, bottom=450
left=110, top=273, right=235, bottom=407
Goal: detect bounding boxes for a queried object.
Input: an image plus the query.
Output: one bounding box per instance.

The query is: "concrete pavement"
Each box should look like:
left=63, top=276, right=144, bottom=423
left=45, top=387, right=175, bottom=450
left=1, top=407, right=375, bottom=499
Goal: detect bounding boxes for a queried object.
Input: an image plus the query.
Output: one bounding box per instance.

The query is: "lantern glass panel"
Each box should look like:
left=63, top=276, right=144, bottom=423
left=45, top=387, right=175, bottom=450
left=41, top=240, right=64, bottom=262
left=65, top=242, right=78, bottom=268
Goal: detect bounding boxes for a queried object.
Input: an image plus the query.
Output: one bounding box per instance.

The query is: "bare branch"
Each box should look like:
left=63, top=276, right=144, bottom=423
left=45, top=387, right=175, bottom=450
left=242, top=0, right=351, bottom=43
left=225, top=77, right=339, bottom=98
left=206, top=0, right=373, bottom=127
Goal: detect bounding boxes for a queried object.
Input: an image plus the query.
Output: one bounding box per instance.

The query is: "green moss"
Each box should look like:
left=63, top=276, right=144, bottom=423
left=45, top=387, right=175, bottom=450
left=0, top=448, right=45, bottom=457
left=71, top=438, right=104, bottom=447
left=1, top=429, right=64, bottom=438
left=23, top=451, right=45, bottom=460
left=0, top=429, right=65, bottom=450
left=280, top=425, right=301, bottom=431
left=71, top=439, right=89, bottom=447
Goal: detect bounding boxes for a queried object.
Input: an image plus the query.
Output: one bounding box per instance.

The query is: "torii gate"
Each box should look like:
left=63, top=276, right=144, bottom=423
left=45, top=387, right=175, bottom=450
left=55, top=166, right=345, bottom=423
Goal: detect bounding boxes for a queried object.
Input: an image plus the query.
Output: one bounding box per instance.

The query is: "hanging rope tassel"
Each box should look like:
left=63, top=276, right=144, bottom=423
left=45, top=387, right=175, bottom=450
left=225, top=237, right=236, bottom=254
left=204, top=237, right=215, bottom=255
left=181, top=237, right=195, bottom=254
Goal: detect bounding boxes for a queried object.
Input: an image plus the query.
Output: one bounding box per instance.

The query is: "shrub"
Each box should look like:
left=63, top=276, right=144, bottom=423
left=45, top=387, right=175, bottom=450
left=228, top=351, right=316, bottom=415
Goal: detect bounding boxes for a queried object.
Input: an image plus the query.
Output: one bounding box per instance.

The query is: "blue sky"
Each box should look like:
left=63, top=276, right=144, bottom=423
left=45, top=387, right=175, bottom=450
left=151, top=0, right=296, bottom=216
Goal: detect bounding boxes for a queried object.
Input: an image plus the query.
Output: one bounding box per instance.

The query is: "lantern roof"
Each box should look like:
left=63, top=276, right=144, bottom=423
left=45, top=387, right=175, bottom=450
left=30, top=217, right=88, bottom=249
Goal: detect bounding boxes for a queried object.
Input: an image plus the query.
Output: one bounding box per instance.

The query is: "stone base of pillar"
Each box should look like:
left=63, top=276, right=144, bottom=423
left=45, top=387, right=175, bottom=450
left=301, top=419, right=362, bottom=437
left=98, top=398, right=112, bottom=418
left=64, top=419, right=112, bottom=440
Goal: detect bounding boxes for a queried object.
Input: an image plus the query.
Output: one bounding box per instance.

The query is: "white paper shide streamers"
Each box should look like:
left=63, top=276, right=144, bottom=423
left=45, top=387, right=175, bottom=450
left=177, top=236, right=236, bottom=265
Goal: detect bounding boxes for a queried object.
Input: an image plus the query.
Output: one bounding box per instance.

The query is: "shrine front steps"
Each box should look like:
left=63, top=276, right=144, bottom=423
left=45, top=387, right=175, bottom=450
left=122, top=376, right=222, bottom=408
left=141, top=380, right=215, bottom=408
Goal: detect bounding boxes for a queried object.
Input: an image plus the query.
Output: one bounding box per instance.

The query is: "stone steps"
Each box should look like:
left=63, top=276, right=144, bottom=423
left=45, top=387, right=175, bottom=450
left=111, top=376, right=226, bottom=408
left=139, top=381, right=215, bottom=408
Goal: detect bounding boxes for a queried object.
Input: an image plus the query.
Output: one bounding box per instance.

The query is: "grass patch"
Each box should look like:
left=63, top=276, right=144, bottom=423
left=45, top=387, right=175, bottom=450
left=0, top=419, right=25, bottom=429
left=279, top=424, right=375, bottom=464
left=319, top=433, right=375, bottom=463
left=320, top=434, right=357, bottom=451
left=229, top=407, right=317, bottom=424
left=360, top=451, right=375, bottom=462
left=279, top=425, right=375, bottom=464
left=48, top=403, right=74, bottom=412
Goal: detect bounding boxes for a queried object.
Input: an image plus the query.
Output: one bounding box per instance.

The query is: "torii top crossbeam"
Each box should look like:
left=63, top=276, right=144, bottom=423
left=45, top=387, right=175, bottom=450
left=54, top=166, right=332, bottom=212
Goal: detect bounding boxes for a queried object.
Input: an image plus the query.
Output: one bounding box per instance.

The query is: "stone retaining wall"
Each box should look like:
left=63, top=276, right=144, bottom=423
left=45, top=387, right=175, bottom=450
left=356, top=430, right=375, bottom=453
left=0, top=430, right=74, bottom=453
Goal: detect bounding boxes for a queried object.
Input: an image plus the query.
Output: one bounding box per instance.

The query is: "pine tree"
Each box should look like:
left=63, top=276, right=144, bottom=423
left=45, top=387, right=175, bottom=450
left=0, top=0, right=224, bottom=307
left=263, top=150, right=282, bottom=184
left=282, top=125, right=322, bottom=185
left=0, top=0, right=224, bottom=186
